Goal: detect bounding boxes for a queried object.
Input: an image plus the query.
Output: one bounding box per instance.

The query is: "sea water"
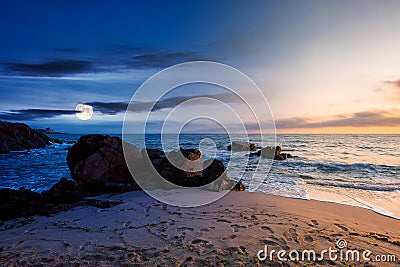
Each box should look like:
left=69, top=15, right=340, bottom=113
left=0, top=134, right=399, bottom=218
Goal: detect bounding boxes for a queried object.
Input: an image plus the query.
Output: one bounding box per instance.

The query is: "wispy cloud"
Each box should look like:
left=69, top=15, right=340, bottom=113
left=379, top=79, right=400, bottom=100
left=0, top=109, right=78, bottom=121
left=383, top=79, right=400, bottom=88
left=0, top=92, right=244, bottom=120
left=86, top=92, right=244, bottom=114
left=1, top=46, right=218, bottom=78
left=4, top=60, right=93, bottom=76
left=85, top=102, right=128, bottom=115
left=276, top=110, right=400, bottom=129
left=127, top=51, right=204, bottom=69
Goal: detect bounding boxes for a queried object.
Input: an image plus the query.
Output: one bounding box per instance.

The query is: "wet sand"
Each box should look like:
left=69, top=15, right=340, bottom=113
left=0, top=191, right=399, bottom=266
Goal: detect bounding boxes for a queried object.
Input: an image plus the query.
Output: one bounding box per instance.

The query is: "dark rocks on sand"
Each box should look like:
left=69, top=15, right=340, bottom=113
left=0, top=178, right=82, bottom=221
left=66, top=134, right=244, bottom=190
left=170, top=148, right=203, bottom=178
left=65, top=134, right=246, bottom=190
left=0, top=121, right=61, bottom=153
left=142, top=150, right=245, bottom=190
left=145, top=148, right=204, bottom=187
left=66, top=134, right=142, bottom=190
left=208, top=178, right=245, bottom=192
left=203, top=159, right=245, bottom=191
left=41, top=178, right=83, bottom=204
left=0, top=178, right=123, bottom=221
left=203, top=158, right=226, bottom=182
left=0, top=188, right=41, bottom=221
left=233, top=181, right=245, bottom=191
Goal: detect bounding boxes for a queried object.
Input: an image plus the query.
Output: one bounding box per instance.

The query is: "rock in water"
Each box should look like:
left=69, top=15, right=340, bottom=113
left=228, top=141, right=258, bottom=152
left=260, top=146, right=275, bottom=158
left=0, top=121, right=61, bottom=153
left=66, top=134, right=142, bottom=190
left=273, top=146, right=286, bottom=160
left=259, top=145, right=290, bottom=160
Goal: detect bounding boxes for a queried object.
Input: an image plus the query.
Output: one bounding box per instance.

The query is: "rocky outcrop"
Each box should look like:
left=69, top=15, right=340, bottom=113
left=143, top=148, right=204, bottom=187
left=259, top=146, right=275, bottom=158
left=273, top=146, right=293, bottom=160
left=0, top=121, right=61, bottom=153
left=1, top=135, right=248, bottom=220
left=227, top=141, right=257, bottom=152
left=66, top=135, right=245, bottom=191
left=66, top=134, right=142, bottom=190
left=0, top=178, right=123, bottom=221
left=142, top=149, right=245, bottom=189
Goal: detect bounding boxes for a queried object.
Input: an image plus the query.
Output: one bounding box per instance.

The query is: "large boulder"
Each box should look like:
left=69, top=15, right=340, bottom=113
left=204, top=158, right=245, bottom=191
left=203, top=158, right=226, bottom=182
left=0, top=121, right=61, bottom=153
left=143, top=149, right=239, bottom=188
left=66, top=135, right=142, bottom=190
left=148, top=148, right=204, bottom=187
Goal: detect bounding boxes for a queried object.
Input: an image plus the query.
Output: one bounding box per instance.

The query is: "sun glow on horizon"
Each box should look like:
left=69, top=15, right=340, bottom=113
left=276, top=126, right=400, bottom=135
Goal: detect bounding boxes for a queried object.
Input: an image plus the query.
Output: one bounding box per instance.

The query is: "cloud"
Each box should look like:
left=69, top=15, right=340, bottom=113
left=0, top=109, right=78, bottom=121
left=276, top=110, right=400, bottom=129
left=127, top=51, right=204, bottom=68
left=84, top=102, right=129, bottom=115
left=5, top=60, right=93, bottom=76
left=85, top=92, right=244, bottom=114
left=379, top=79, right=400, bottom=100
left=0, top=92, right=244, bottom=121
left=383, top=79, right=400, bottom=88
left=1, top=47, right=216, bottom=77
left=106, top=45, right=220, bottom=68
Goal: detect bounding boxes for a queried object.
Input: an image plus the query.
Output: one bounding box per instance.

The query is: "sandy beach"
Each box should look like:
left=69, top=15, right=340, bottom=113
left=0, top=191, right=398, bottom=266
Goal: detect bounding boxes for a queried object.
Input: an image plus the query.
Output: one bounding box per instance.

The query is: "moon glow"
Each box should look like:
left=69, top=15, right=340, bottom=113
left=75, top=104, right=93, bottom=120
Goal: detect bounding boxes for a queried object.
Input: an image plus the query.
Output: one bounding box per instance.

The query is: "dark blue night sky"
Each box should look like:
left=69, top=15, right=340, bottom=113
left=1, top=0, right=400, bottom=134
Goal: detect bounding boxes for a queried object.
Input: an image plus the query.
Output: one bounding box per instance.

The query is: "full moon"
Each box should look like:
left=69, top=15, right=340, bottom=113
left=75, top=104, right=93, bottom=120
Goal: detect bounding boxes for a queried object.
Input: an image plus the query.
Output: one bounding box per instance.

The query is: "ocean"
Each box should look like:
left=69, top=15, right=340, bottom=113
left=0, top=134, right=399, bottom=218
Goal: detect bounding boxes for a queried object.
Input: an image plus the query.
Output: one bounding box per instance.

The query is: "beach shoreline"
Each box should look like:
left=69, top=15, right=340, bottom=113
left=304, top=183, right=400, bottom=220
left=1, top=190, right=398, bottom=266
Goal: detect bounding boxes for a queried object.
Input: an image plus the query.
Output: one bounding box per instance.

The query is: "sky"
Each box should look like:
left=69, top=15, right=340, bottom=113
left=0, top=0, right=399, bottom=134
